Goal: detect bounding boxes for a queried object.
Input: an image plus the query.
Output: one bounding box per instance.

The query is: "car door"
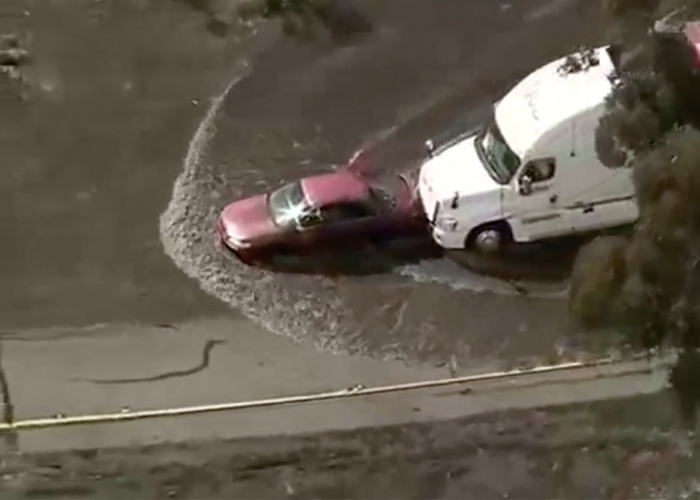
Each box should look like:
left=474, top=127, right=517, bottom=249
left=317, top=201, right=384, bottom=248
left=288, top=208, right=324, bottom=252
left=511, top=158, right=572, bottom=241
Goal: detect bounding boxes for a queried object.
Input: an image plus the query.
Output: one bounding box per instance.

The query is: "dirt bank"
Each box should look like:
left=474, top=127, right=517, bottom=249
left=0, top=391, right=694, bottom=499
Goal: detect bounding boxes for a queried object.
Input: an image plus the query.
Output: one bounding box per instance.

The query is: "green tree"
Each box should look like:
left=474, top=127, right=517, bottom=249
left=572, top=127, right=700, bottom=425
left=571, top=127, right=700, bottom=335
left=570, top=0, right=700, bottom=426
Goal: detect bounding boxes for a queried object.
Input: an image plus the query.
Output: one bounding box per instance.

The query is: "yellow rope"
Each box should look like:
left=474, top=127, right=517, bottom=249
left=0, top=356, right=659, bottom=432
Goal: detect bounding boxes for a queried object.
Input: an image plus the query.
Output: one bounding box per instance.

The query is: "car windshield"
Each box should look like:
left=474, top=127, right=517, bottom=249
left=475, top=116, right=521, bottom=184
left=267, top=181, right=311, bottom=227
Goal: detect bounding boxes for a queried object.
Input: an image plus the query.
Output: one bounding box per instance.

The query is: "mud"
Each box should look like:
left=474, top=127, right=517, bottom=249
left=1, top=1, right=692, bottom=497
left=1, top=391, right=695, bottom=499
left=160, top=0, right=606, bottom=366
left=1, top=0, right=608, bottom=365
left=1, top=0, right=271, bottom=328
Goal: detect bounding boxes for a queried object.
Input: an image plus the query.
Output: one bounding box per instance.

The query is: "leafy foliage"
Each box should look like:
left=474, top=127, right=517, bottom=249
left=571, top=125, right=700, bottom=423
left=572, top=0, right=700, bottom=420
left=595, top=67, right=682, bottom=167
left=571, top=127, right=700, bottom=347
left=569, top=235, right=628, bottom=331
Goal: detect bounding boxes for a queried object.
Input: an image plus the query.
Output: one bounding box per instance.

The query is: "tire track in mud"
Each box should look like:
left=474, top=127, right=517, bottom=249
left=160, top=68, right=351, bottom=358
left=160, top=0, right=603, bottom=367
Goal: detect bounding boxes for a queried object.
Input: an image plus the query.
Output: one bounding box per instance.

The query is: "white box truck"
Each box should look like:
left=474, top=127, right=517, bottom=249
left=417, top=46, right=638, bottom=253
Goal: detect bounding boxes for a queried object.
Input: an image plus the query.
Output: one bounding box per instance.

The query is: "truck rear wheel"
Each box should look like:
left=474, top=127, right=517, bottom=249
left=465, top=222, right=513, bottom=254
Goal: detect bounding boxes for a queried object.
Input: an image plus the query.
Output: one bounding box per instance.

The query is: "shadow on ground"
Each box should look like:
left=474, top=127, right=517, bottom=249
left=255, top=236, right=443, bottom=277
left=451, top=236, right=587, bottom=284
left=251, top=232, right=585, bottom=283
left=451, top=225, right=636, bottom=284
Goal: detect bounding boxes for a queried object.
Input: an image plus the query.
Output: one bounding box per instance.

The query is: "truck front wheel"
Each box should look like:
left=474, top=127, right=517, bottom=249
left=465, top=222, right=513, bottom=254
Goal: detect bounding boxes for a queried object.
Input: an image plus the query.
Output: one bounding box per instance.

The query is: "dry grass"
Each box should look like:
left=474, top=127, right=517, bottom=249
left=1, top=391, right=696, bottom=499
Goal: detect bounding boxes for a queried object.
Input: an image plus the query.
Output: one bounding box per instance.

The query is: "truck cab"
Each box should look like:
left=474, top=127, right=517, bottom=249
left=417, top=46, right=639, bottom=253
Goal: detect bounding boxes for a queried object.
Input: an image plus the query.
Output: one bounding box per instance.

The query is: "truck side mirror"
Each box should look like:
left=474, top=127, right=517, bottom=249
left=519, top=175, right=533, bottom=196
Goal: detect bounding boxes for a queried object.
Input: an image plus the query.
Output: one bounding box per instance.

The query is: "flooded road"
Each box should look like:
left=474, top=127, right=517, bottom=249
left=1, top=0, right=270, bottom=328
left=0, top=0, right=605, bottom=367
left=160, top=0, right=604, bottom=366
left=0, top=4, right=675, bottom=493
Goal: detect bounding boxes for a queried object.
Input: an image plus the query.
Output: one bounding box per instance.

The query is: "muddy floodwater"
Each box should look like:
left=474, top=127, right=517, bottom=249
left=1, top=4, right=684, bottom=498
left=1, top=0, right=605, bottom=368
left=159, top=0, right=604, bottom=367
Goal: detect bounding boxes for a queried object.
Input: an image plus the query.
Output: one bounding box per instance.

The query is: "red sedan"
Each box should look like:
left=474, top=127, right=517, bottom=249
left=216, top=150, right=426, bottom=264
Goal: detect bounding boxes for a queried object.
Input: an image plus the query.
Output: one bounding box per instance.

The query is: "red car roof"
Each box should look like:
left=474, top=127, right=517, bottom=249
left=300, top=171, right=369, bottom=207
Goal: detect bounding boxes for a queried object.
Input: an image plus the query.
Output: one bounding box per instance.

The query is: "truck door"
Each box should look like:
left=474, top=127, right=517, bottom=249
left=566, top=169, right=638, bottom=234
left=568, top=195, right=639, bottom=234
left=509, top=158, right=572, bottom=241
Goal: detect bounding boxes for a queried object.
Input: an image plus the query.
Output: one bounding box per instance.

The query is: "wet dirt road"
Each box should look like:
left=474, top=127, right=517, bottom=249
left=1, top=0, right=267, bottom=327
left=161, top=0, right=606, bottom=367
left=3, top=3, right=679, bottom=496
left=3, top=0, right=605, bottom=369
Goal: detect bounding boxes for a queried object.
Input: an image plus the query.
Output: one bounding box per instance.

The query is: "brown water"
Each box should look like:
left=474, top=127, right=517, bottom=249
left=0, top=0, right=606, bottom=367
left=159, top=0, right=606, bottom=367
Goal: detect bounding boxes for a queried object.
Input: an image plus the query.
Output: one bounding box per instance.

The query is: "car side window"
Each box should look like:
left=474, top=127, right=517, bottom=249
left=297, top=209, right=323, bottom=229
left=321, top=202, right=373, bottom=223
left=521, top=158, right=556, bottom=183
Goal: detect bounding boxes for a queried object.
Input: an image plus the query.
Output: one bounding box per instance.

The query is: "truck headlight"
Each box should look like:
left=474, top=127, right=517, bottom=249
left=434, top=216, right=458, bottom=232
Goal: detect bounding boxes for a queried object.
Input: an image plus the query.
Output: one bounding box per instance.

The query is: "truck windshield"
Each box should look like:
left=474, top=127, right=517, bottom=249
left=268, top=181, right=311, bottom=227
left=475, top=117, right=521, bottom=184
